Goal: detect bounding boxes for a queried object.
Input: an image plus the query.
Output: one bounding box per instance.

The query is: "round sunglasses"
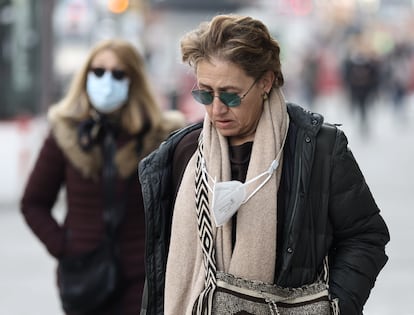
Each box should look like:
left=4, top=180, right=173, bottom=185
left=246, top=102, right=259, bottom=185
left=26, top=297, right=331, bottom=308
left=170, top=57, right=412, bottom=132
left=191, top=80, right=257, bottom=107
left=89, top=67, right=127, bottom=81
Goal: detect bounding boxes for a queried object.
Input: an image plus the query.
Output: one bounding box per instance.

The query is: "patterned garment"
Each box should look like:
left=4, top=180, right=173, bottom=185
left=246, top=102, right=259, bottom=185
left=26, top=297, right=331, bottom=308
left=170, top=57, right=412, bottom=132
left=212, top=272, right=332, bottom=315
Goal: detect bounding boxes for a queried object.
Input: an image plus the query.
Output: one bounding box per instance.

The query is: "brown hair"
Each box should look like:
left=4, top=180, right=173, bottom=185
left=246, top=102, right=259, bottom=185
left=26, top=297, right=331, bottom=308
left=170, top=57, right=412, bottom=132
left=180, top=14, right=284, bottom=87
left=50, top=39, right=162, bottom=134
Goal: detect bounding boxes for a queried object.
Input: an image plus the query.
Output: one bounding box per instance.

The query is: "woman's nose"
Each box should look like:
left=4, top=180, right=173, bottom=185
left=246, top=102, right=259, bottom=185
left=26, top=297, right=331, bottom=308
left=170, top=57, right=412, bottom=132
left=211, top=95, right=228, bottom=115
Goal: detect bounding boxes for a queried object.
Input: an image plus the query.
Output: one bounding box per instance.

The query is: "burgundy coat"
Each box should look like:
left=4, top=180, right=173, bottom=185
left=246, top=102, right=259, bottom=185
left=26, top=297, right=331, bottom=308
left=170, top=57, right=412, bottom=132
left=21, top=132, right=145, bottom=314
left=21, top=111, right=185, bottom=315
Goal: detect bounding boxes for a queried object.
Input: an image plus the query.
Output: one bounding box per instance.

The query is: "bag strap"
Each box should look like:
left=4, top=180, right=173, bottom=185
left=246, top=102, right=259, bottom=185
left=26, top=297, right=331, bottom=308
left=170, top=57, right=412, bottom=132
left=315, top=123, right=337, bottom=162
left=102, top=130, right=128, bottom=239
left=193, top=134, right=217, bottom=315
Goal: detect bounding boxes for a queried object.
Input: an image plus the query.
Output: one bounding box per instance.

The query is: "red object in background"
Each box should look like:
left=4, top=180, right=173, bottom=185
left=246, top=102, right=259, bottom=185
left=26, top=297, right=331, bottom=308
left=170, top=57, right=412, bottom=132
left=316, top=49, right=342, bottom=95
left=288, top=0, right=313, bottom=16
left=67, top=1, right=87, bottom=32
left=16, top=115, right=32, bottom=133
left=14, top=115, right=34, bottom=179
left=409, top=56, right=414, bottom=92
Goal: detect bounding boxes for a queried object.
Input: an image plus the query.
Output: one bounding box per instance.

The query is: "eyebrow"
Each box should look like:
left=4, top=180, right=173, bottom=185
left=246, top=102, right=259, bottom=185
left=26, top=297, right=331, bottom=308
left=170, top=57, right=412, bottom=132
left=198, top=82, right=240, bottom=91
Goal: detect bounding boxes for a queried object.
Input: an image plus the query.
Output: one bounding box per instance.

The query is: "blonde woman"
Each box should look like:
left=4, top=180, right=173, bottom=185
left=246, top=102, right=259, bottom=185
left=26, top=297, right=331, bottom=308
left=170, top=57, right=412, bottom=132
left=21, top=39, right=185, bottom=315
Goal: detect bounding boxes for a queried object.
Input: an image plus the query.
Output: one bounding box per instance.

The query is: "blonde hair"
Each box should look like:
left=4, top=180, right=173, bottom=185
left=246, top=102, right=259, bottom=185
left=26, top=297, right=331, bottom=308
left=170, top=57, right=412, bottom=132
left=50, top=39, right=161, bottom=134
left=181, top=14, right=284, bottom=87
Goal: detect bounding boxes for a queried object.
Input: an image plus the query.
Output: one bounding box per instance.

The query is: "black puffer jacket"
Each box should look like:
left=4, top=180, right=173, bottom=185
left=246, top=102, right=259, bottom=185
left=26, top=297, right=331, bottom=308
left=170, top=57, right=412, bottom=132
left=139, top=103, right=389, bottom=315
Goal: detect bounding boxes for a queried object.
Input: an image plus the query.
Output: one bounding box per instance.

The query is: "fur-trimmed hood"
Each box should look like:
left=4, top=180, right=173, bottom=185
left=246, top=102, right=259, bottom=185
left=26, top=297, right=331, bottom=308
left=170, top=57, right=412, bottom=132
left=48, top=107, right=186, bottom=180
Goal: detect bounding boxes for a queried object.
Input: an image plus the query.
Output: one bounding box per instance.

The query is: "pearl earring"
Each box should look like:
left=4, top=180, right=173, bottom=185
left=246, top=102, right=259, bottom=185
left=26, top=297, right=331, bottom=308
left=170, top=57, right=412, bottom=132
left=263, top=92, right=268, bottom=100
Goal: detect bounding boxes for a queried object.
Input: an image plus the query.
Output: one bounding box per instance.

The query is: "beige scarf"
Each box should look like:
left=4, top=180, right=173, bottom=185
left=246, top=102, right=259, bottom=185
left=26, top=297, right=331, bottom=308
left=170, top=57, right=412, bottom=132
left=165, top=89, right=289, bottom=315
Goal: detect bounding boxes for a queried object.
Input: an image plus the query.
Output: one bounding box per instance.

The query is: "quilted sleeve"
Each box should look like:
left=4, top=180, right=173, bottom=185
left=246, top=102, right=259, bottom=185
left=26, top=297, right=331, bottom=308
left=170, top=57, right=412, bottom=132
left=20, top=132, right=66, bottom=258
left=328, top=130, right=390, bottom=315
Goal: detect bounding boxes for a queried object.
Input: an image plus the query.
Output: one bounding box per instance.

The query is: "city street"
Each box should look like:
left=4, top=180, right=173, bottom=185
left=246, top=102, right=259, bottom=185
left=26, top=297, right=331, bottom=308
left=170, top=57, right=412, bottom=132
left=0, top=93, right=413, bottom=315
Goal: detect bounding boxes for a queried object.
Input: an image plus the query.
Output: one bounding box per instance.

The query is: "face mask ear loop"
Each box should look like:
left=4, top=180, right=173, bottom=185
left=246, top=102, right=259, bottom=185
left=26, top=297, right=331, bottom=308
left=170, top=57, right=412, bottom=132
left=242, top=114, right=290, bottom=204
left=201, top=157, right=215, bottom=193
left=242, top=159, right=278, bottom=204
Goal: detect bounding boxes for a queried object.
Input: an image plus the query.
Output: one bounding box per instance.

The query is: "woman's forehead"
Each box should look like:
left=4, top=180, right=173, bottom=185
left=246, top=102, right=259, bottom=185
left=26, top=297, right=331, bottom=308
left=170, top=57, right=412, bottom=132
left=90, top=49, right=124, bottom=68
left=196, top=59, right=249, bottom=86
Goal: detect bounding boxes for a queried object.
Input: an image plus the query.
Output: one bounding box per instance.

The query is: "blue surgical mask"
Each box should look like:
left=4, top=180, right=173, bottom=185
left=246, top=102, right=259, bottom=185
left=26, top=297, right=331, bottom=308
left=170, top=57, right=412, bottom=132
left=86, top=71, right=130, bottom=114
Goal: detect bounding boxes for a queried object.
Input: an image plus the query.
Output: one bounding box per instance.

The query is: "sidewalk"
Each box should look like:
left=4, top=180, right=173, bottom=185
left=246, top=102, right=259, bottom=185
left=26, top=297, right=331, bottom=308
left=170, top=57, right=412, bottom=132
left=0, top=205, right=64, bottom=315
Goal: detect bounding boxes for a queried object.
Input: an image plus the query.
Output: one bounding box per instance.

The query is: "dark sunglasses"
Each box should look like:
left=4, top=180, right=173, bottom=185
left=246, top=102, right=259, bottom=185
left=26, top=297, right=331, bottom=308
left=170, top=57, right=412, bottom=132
left=191, top=80, right=257, bottom=107
left=89, top=67, right=127, bottom=81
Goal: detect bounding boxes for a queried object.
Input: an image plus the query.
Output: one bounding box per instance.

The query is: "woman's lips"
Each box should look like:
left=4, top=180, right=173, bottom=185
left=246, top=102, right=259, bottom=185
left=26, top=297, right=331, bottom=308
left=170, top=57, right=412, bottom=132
left=214, top=119, right=233, bottom=129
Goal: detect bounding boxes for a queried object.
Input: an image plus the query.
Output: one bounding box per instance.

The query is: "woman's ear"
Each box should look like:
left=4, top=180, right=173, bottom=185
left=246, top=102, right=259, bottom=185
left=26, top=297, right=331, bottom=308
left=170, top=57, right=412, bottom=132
left=260, top=70, right=275, bottom=94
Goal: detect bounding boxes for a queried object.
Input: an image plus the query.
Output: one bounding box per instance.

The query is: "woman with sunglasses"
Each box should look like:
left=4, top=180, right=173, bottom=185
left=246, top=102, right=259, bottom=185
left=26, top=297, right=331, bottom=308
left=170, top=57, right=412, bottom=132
left=138, top=14, right=389, bottom=315
left=21, top=39, right=185, bottom=315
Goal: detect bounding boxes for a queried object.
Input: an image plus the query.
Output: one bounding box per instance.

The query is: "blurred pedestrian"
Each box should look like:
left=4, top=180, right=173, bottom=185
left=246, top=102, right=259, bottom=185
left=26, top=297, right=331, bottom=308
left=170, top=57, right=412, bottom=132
left=21, top=39, right=185, bottom=315
left=139, top=14, right=389, bottom=315
left=300, top=49, right=319, bottom=108
left=342, top=35, right=380, bottom=135
left=386, top=42, right=412, bottom=120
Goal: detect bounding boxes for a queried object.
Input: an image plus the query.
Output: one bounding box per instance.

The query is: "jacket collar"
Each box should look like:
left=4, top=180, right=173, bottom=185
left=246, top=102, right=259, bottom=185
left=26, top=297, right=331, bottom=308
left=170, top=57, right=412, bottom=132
left=48, top=110, right=186, bottom=180
left=286, top=102, right=324, bottom=136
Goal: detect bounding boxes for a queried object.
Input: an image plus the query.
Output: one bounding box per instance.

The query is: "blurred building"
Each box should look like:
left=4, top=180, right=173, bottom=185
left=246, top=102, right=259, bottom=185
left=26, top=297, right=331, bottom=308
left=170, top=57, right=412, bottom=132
left=0, top=0, right=54, bottom=119
left=0, top=0, right=148, bottom=119
left=1, top=0, right=413, bottom=120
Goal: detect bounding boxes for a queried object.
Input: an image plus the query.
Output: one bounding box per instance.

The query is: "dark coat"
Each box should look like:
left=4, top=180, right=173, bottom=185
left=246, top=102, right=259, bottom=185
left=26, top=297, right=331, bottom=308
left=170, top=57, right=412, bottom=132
left=138, top=103, right=389, bottom=315
left=21, top=111, right=185, bottom=315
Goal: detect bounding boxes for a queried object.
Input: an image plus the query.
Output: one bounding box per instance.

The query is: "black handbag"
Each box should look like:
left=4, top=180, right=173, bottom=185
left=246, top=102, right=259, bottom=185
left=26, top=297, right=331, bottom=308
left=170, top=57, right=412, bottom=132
left=57, top=129, right=125, bottom=314
left=57, top=237, right=120, bottom=314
